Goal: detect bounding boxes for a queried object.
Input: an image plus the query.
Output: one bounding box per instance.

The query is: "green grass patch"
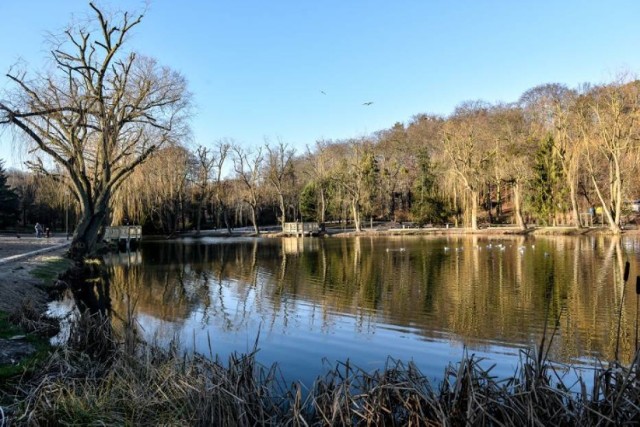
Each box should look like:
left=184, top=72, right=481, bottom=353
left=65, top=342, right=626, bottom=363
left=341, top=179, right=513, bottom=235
left=0, top=311, right=52, bottom=381
left=0, top=311, right=22, bottom=339
left=30, top=256, right=73, bottom=282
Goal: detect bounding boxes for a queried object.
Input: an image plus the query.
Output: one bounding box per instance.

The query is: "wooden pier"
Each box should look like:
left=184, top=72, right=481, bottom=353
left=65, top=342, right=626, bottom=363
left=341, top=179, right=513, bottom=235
left=282, top=222, right=321, bottom=237
left=103, top=225, right=142, bottom=247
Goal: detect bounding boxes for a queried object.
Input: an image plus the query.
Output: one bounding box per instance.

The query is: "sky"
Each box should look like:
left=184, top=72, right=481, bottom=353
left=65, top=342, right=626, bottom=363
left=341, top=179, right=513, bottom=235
left=1, top=0, right=640, bottom=170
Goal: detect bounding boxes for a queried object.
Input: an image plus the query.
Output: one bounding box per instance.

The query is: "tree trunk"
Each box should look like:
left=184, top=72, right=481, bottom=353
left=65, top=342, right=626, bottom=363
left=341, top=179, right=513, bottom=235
left=513, top=181, right=526, bottom=230
left=453, top=186, right=459, bottom=228
left=470, top=190, right=479, bottom=231
left=496, top=181, right=502, bottom=217
left=319, top=187, right=326, bottom=224
left=278, top=193, right=286, bottom=229
left=613, top=156, right=623, bottom=228
left=195, top=198, right=204, bottom=235
left=351, top=199, right=361, bottom=232
left=70, top=207, right=109, bottom=260
left=569, top=179, right=581, bottom=228
left=486, top=183, right=493, bottom=224
left=591, top=174, right=621, bottom=234
left=223, top=209, right=232, bottom=234
left=249, top=205, right=260, bottom=235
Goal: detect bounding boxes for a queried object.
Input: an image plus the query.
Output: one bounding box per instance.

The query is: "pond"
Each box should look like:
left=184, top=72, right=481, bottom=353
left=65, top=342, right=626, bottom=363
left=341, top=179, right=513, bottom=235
left=51, top=234, right=640, bottom=386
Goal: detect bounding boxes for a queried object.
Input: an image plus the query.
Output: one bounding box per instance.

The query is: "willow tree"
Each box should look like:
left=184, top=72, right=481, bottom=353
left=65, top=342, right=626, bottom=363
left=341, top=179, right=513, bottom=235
left=333, top=139, right=379, bottom=232
left=490, top=104, right=532, bottom=230
left=443, top=102, right=493, bottom=230
left=0, top=3, right=189, bottom=259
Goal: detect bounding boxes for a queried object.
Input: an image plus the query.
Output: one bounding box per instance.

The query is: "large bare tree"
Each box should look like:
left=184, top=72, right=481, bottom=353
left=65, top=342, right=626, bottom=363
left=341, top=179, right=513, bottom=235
left=0, top=3, right=189, bottom=259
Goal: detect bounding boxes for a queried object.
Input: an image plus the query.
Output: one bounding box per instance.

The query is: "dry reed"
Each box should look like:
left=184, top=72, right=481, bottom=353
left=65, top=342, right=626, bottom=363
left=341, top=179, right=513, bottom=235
left=2, top=310, right=640, bottom=426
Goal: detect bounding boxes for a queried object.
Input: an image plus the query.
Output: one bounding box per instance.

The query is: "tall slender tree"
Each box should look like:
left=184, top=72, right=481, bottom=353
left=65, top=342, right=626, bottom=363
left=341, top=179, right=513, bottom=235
left=233, top=145, right=264, bottom=235
left=265, top=140, right=295, bottom=229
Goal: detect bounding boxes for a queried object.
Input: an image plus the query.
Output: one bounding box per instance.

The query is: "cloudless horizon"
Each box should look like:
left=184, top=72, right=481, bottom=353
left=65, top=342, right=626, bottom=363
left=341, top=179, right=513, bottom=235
left=1, top=0, right=639, bottom=171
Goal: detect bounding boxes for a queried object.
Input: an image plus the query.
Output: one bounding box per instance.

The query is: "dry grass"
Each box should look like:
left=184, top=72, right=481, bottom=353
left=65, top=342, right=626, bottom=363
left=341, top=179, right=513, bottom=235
left=7, top=300, right=59, bottom=338
left=2, top=310, right=640, bottom=426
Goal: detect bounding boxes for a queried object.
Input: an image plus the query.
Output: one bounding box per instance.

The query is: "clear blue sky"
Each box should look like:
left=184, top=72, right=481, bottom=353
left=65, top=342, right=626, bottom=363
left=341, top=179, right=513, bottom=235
left=1, top=0, right=639, bottom=170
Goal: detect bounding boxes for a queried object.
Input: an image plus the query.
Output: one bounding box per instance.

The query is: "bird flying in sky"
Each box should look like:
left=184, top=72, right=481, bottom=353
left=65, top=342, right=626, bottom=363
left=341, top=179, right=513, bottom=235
left=362, top=101, right=373, bottom=106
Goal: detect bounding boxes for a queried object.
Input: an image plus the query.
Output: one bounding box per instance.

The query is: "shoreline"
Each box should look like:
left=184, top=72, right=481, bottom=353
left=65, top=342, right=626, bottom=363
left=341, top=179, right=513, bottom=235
left=2, top=229, right=640, bottom=423
left=155, top=224, right=640, bottom=240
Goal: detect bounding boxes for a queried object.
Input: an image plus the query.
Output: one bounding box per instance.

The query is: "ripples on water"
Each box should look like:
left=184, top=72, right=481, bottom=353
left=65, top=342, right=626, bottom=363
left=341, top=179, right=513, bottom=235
left=52, top=234, right=640, bottom=384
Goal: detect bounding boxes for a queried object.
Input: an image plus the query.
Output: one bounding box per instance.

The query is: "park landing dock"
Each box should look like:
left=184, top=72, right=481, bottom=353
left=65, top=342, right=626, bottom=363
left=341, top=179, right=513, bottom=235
left=103, top=225, right=142, bottom=248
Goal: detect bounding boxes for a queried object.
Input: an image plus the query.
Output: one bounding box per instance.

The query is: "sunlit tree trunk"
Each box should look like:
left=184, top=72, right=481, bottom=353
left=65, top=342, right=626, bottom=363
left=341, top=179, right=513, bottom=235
left=513, top=181, right=527, bottom=230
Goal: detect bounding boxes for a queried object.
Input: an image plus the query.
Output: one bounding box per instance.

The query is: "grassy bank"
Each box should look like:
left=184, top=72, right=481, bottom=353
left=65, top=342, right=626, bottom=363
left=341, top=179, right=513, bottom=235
left=0, top=256, right=71, bottom=383
left=2, top=312, right=639, bottom=426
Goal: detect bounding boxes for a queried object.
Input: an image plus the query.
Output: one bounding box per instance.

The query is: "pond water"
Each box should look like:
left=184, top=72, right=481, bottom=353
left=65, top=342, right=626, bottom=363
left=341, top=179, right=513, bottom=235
left=52, top=234, right=640, bottom=385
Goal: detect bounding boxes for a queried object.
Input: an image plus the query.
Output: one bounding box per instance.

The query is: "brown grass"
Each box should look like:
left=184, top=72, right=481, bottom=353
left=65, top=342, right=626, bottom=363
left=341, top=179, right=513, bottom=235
left=2, top=310, right=640, bottom=426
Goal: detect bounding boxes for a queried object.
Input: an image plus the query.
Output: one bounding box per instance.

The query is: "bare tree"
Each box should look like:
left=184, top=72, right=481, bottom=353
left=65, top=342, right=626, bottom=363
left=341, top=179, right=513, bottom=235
left=333, top=139, right=378, bottom=232
left=0, top=3, right=189, bottom=258
left=579, top=79, right=640, bottom=234
left=264, top=140, right=295, bottom=229
left=212, top=139, right=232, bottom=233
left=490, top=104, right=532, bottom=230
left=232, top=145, right=264, bottom=235
left=303, top=140, right=336, bottom=224
left=443, top=101, right=493, bottom=230
left=193, top=145, right=216, bottom=234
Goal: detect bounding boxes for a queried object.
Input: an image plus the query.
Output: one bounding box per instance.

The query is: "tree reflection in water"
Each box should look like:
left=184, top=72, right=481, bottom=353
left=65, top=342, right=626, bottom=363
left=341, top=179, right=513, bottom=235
left=72, top=235, right=640, bottom=373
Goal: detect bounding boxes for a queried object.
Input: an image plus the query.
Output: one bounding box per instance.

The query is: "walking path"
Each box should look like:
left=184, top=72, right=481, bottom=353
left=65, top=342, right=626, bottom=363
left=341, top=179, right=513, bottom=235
left=0, top=234, right=71, bottom=314
left=0, top=234, right=70, bottom=265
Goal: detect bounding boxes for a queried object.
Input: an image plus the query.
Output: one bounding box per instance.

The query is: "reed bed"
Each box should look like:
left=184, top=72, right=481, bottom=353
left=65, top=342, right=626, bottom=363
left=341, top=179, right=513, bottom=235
left=2, top=311, right=640, bottom=426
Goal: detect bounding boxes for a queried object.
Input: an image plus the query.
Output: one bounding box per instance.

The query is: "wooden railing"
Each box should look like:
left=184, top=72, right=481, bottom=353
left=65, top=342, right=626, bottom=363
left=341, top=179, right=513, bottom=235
left=282, top=222, right=320, bottom=236
left=103, top=225, right=142, bottom=243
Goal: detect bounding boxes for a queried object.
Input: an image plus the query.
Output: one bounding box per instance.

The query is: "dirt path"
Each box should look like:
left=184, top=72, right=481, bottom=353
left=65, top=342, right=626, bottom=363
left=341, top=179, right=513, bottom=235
left=0, top=234, right=71, bottom=313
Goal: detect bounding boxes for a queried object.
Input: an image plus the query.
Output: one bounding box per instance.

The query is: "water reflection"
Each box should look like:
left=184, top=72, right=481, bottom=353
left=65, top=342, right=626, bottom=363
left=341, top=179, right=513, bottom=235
left=80, top=235, right=640, bottom=381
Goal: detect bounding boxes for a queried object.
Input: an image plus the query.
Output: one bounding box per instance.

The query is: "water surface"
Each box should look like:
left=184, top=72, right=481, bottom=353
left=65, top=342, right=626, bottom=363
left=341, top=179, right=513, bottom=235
left=54, top=235, right=640, bottom=385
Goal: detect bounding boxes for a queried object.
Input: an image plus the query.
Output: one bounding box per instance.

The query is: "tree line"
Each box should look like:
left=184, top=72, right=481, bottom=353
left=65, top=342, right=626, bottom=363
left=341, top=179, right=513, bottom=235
left=1, top=3, right=639, bottom=260
left=102, top=78, right=640, bottom=236
left=4, top=75, right=640, bottom=239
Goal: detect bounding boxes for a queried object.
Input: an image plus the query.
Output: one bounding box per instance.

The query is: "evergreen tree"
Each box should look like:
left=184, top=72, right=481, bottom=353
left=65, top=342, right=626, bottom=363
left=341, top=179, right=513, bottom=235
left=529, top=136, right=566, bottom=225
left=0, top=160, right=19, bottom=229
left=299, top=181, right=318, bottom=222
